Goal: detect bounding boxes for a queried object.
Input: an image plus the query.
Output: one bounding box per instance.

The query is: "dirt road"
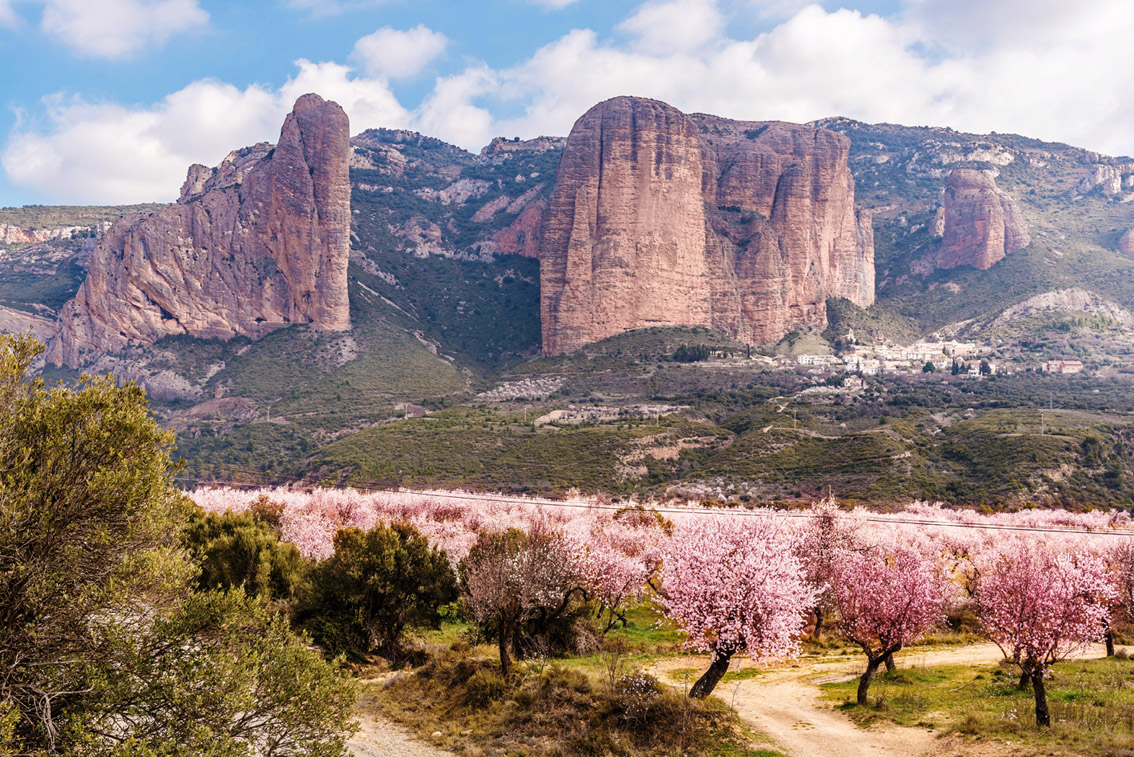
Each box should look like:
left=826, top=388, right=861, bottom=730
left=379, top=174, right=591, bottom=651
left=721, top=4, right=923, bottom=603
left=653, top=642, right=1112, bottom=757
left=349, top=685, right=452, bottom=757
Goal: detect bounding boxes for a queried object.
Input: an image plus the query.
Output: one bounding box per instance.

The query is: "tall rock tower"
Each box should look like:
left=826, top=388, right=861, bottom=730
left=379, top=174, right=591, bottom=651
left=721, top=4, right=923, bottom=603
left=537, top=96, right=874, bottom=355
left=50, top=94, right=351, bottom=367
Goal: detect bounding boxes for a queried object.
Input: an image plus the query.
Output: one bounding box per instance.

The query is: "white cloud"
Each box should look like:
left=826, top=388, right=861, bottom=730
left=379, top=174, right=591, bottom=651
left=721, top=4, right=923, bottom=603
left=280, top=59, right=411, bottom=130
left=619, top=0, right=723, bottom=53
left=743, top=0, right=817, bottom=20
left=0, top=0, right=20, bottom=28
left=413, top=66, right=498, bottom=149
left=8, top=0, right=1134, bottom=204
left=285, top=0, right=389, bottom=17
left=40, top=0, right=208, bottom=59
left=904, top=0, right=1129, bottom=52
left=525, top=0, right=580, bottom=9
left=2, top=62, right=411, bottom=204
left=352, top=25, right=448, bottom=80
left=440, top=0, right=1134, bottom=159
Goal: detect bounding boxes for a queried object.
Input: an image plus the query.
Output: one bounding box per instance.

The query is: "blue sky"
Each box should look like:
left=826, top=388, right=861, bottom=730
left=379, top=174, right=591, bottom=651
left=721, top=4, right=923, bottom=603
left=1, top=0, right=1131, bottom=207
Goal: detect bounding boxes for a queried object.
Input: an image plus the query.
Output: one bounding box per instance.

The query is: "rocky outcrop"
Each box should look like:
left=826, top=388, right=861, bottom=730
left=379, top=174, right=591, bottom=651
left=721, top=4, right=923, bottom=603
left=0, top=304, right=56, bottom=342
left=935, top=169, right=1030, bottom=271
left=481, top=136, right=567, bottom=157
left=493, top=199, right=545, bottom=258
left=50, top=94, right=351, bottom=367
left=1120, top=229, right=1134, bottom=254
left=179, top=143, right=272, bottom=201
left=989, top=288, right=1134, bottom=329
left=1077, top=163, right=1134, bottom=195
left=0, top=223, right=98, bottom=245
left=538, top=96, right=874, bottom=355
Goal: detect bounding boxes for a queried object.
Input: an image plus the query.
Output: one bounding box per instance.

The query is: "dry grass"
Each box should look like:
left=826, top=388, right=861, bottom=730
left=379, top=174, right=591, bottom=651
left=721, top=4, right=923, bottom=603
left=369, top=649, right=783, bottom=756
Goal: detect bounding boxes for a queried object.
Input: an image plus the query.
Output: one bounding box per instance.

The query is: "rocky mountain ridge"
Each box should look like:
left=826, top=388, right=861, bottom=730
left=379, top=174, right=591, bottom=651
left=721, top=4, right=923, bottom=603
left=48, top=94, right=352, bottom=368
left=2, top=96, right=1132, bottom=377
left=538, top=97, right=874, bottom=354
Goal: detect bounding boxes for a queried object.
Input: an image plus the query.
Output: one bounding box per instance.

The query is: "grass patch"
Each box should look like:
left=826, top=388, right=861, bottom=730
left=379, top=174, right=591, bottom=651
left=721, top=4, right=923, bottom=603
left=822, top=657, right=1134, bottom=753
left=318, top=409, right=728, bottom=495
left=666, top=667, right=764, bottom=685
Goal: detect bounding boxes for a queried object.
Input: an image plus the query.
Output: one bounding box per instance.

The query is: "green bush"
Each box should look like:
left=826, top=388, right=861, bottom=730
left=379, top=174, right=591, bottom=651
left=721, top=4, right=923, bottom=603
left=182, top=504, right=308, bottom=601
left=0, top=334, right=355, bottom=755
left=302, top=523, right=458, bottom=660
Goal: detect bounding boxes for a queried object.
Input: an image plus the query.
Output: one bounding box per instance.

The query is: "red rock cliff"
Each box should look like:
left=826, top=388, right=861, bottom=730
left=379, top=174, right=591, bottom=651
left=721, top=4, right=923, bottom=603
left=1119, top=228, right=1134, bottom=255
left=538, top=96, right=874, bottom=355
left=935, top=168, right=1030, bottom=271
left=50, top=94, right=351, bottom=367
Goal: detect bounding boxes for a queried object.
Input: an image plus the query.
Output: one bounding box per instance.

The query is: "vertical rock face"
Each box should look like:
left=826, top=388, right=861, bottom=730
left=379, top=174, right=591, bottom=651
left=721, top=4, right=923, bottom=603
left=538, top=96, right=874, bottom=355
left=936, top=168, right=1031, bottom=271
left=50, top=94, right=350, bottom=367
left=1119, top=228, right=1134, bottom=255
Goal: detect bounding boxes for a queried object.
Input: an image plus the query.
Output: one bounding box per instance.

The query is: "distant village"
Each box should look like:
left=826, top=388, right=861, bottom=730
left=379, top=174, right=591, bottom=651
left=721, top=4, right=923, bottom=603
left=742, top=328, right=1085, bottom=378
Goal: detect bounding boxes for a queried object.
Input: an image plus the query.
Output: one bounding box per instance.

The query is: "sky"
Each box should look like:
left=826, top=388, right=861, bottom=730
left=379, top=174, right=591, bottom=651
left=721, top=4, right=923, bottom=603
left=0, top=0, right=1132, bottom=207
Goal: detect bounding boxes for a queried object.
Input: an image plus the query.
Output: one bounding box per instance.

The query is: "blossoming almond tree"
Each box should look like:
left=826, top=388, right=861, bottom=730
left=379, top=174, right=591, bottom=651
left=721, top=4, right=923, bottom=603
left=461, top=520, right=582, bottom=675
left=794, top=497, right=862, bottom=640
left=831, top=546, right=950, bottom=705
left=568, top=510, right=667, bottom=633
left=661, top=517, right=814, bottom=698
left=1103, top=540, right=1134, bottom=656
left=973, top=543, right=1115, bottom=727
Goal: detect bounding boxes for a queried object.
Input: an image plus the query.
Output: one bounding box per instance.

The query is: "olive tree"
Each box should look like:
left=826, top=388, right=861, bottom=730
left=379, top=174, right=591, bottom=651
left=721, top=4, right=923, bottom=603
left=0, top=335, right=355, bottom=754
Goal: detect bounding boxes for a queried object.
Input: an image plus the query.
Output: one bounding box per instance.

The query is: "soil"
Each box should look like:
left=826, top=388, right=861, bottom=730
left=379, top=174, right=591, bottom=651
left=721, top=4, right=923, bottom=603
left=651, top=642, right=1113, bottom=757
left=348, top=685, right=453, bottom=757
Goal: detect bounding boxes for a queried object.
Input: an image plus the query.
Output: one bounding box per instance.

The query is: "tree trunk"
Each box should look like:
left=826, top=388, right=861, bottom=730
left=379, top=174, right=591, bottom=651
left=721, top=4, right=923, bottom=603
left=498, top=622, right=512, bottom=676
left=1031, top=670, right=1050, bottom=727
left=857, top=656, right=883, bottom=705
left=884, top=651, right=896, bottom=673
left=1018, top=670, right=1030, bottom=691
left=812, top=608, right=824, bottom=641
left=1106, top=629, right=1116, bottom=657
left=690, top=652, right=732, bottom=698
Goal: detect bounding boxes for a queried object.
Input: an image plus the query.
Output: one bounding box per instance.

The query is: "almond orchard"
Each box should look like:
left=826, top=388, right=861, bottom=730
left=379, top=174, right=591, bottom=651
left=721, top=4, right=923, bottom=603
left=190, top=486, right=1133, bottom=728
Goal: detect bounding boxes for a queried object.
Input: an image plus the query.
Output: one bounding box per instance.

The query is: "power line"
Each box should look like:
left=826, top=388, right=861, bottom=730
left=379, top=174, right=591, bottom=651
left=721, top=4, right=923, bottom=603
left=175, top=474, right=1134, bottom=539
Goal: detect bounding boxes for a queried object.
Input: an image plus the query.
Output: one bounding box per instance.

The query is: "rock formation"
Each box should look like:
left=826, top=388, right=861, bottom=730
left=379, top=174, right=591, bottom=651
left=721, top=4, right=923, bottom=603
left=935, top=169, right=1031, bottom=271
left=50, top=94, right=351, bottom=367
left=0, top=223, right=99, bottom=245
left=0, top=304, right=55, bottom=342
left=537, top=96, right=874, bottom=355
left=481, top=135, right=567, bottom=157
left=1077, top=163, right=1134, bottom=195
left=1120, top=228, right=1134, bottom=255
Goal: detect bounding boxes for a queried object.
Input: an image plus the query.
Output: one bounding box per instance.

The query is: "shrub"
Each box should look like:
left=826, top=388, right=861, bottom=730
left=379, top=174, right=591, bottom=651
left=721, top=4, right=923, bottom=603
left=612, top=671, right=663, bottom=730
left=182, top=508, right=308, bottom=601
left=464, top=669, right=509, bottom=707
left=0, top=334, right=355, bottom=755
left=303, top=523, right=458, bottom=660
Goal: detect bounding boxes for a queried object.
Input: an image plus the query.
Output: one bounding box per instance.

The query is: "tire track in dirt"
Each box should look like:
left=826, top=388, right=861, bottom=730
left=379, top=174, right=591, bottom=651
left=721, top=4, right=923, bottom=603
left=653, top=642, right=1113, bottom=757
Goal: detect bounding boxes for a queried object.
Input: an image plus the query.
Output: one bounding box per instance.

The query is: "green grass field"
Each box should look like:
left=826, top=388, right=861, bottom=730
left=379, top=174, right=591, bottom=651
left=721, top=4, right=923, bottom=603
left=823, top=657, right=1134, bottom=754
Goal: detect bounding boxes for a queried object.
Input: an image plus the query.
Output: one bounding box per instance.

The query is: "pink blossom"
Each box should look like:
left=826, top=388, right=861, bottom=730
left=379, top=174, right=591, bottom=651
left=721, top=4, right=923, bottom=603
left=660, top=516, right=814, bottom=697
left=973, top=540, right=1115, bottom=726
left=830, top=545, right=951, bottom=704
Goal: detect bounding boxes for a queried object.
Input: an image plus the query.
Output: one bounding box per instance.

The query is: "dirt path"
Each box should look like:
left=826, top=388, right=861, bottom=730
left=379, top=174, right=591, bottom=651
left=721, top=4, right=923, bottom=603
left=653, top=642, right=1112, bottom=757
left=348, top=713, right=453, bottom=757
left=349, top=685, right=453, bottom=757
